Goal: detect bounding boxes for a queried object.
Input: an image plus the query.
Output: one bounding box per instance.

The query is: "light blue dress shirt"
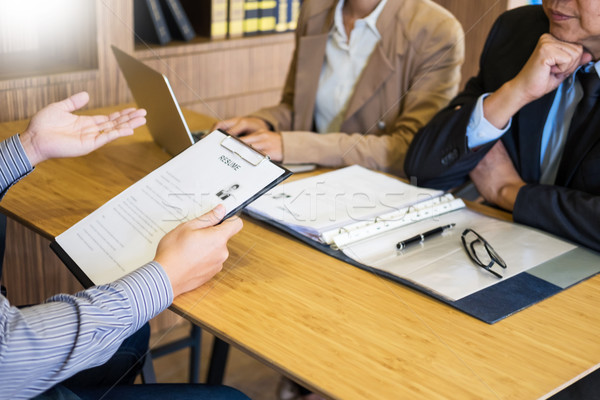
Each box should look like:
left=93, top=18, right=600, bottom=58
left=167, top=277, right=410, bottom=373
left=466, top=61, right=600, bottom=184
left=314, top=0, right=388, bottom=133
left=0, top=135, right=174, bottom=399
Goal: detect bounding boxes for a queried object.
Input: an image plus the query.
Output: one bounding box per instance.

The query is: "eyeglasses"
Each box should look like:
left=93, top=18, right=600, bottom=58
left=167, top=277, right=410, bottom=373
left=461, top=228, right=507, bottom=278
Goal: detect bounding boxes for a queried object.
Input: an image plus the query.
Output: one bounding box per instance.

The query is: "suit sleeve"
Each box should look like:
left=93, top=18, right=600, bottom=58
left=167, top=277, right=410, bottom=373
left=404, top=13, right=508, bottom=189
left=514, top=184, right=600, bottom=252
left=403, top=89, right=497, bottom=189
left=281, top=11, right=465, bottom=177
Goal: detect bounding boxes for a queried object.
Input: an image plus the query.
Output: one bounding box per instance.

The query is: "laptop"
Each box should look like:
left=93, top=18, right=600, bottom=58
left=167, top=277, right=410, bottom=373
left=112, top=45, right=317, bottom=172
left=112, top=45, right=206, bottom=156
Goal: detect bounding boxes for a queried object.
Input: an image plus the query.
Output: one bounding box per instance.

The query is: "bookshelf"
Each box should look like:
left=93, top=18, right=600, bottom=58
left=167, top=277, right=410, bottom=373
left=434, top=0, right=509, bottom=89
left=0, top=0, right=510, bottom=122
left=0, top=0, right=295, bottom=123
left=131, top=0, right=299, bottom=119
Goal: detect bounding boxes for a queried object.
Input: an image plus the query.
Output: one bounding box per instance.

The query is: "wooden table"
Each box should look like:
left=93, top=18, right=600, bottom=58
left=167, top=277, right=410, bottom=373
left=1, top=106, right=599, bottom=399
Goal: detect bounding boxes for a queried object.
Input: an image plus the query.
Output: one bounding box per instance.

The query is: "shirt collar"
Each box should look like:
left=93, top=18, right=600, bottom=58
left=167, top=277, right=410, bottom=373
left=578, top=60, right=600, bottom=77
left=333, top=0, right=388, bottom=42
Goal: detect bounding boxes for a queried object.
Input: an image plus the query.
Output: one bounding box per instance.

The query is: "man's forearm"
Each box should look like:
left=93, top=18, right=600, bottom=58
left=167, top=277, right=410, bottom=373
left=482, top=80, right=532, bottom=129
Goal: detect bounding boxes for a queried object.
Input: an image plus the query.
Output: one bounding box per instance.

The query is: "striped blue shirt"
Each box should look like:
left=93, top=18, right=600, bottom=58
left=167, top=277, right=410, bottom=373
left=0, top=135, right=174, bottom=399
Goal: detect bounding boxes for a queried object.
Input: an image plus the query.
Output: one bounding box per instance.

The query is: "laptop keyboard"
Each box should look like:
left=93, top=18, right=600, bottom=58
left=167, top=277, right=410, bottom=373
left=191, top=130, right=210, bottom=143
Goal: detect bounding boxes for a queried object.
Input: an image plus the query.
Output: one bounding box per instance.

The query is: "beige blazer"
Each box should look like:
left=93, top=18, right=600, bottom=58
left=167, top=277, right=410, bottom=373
left=251, top=0, right=464, bottom=177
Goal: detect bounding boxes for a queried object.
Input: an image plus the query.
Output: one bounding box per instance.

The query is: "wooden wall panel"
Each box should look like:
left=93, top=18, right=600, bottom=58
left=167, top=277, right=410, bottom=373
left=185, top=89, right=284, bottom=121
left=434, top=0, right=508, bottom=89
left=142, top=44, right=290, bottom=103
left=0, top=79, right=100, bottom=127
left=136, top=33, right=295, bottom=120
left=94, top=0, right=136, bottom=108
left=0, top=1, right=508, bottom=121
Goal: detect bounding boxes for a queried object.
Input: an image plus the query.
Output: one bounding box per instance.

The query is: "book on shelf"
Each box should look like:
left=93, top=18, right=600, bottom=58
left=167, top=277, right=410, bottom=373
left=228, top=0, right=245, bottom=38
left=180, top=0, right=228, bottom=40
left=274, top=0, right=300, bottom=33
left=245, top=165, right=600, bottom=323
left=258, top=0, right=277, bottom=34
left=243, top=0, right=260, bottom=36
left=275, top=0, right=288, bottom=32
left=160, top=0, right=196, bottom=41
left=134, top=0, right=172, bottom=45
left=287, top=0, right=301, bottom=30
left=51, top=130, right=291, bottom=288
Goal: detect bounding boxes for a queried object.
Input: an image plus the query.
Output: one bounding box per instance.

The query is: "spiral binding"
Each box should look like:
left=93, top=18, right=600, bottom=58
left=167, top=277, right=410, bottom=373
left=321, top=194, right=465, bottom=249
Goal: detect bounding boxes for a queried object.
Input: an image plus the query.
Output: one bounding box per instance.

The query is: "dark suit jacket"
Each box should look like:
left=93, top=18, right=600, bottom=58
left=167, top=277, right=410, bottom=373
left=404, top=6, right=600, bottom=252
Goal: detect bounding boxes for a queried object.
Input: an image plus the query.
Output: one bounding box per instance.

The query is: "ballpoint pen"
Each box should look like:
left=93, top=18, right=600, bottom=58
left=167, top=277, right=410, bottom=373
left=396, top=223, right=456, bottom=250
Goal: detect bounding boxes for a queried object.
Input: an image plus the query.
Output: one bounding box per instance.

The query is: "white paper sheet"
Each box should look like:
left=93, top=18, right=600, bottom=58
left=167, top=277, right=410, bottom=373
left=246, top=165, right=443, bottom=241
left=56, top=130, right=287, bottom=285
left=342, top=209, right=576, bottom=301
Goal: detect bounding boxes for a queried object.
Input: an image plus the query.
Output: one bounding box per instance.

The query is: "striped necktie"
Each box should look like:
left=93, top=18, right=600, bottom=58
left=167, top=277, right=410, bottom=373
left=568, top=69, right=600, bottom=137
left=541, top=68, right=600, bottom=184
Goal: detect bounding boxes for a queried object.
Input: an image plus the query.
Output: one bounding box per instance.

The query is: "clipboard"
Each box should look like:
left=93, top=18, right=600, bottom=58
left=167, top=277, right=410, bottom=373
left=50, top=130, right=291, bottom=288
left=214, top=131, right=290, bottom=219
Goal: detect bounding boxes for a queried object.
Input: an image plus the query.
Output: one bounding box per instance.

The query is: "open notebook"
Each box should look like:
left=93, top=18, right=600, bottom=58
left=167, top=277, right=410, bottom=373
left=247, top=166, right=452, bottom=241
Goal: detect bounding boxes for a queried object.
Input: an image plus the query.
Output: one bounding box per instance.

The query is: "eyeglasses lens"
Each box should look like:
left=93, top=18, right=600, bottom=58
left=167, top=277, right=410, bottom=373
left=469, top=237, right=494, bottom=267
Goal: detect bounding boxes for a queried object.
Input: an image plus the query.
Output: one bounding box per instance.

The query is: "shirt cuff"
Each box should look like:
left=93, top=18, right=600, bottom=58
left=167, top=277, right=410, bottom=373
left=466, top=93, right=511, bottom=149
left=0, top=135, right=34, bottom=199
left=112, top=261, right=174, bottom=330
left=10, top=134, right=33, bottom=172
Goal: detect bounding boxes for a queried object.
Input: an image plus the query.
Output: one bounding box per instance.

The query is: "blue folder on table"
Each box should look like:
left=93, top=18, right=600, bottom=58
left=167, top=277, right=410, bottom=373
left=247, top=211, right=600, bottom=324
left=243, top=166, right=600, bottom=324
